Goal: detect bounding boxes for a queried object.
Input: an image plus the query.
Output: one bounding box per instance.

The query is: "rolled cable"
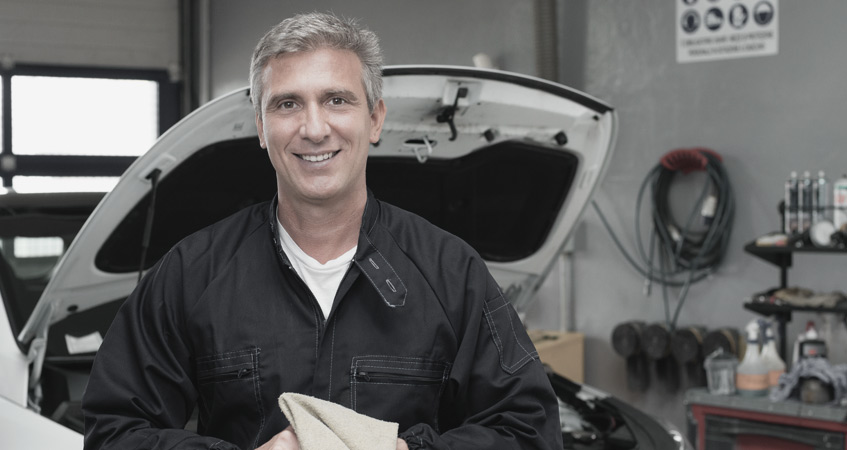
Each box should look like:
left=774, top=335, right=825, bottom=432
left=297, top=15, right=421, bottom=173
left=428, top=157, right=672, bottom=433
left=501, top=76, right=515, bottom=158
left=592, top=148, right=735, bottom=328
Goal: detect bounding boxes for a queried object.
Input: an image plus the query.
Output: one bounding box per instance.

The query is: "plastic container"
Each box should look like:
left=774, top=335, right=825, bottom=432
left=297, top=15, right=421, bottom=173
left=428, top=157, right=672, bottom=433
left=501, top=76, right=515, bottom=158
left=758, top=320, right=786, bottom=393
left=799, top=170, right=813, bottom=232
left=834, top=174, right=847, bottom=230
left=736, top=320, right=769, bottom=397
left=814, top=171, right=830, bottom=225
left=704, top=348, right=738, bottom=395
left=792, top=320, right=819, bottom=366
left=784, top=171, right=799, bottom=235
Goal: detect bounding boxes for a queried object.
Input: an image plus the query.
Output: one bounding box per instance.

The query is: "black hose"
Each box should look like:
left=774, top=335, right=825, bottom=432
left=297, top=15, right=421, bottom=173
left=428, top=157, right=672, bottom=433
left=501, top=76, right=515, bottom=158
left=593, top=150, right=735, bottom=329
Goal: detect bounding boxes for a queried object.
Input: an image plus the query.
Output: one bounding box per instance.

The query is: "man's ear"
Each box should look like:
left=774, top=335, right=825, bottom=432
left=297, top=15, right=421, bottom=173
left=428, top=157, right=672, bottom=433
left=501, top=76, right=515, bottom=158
left=369, top=99, right=387, bottom=144
left=256, top=113, right=266, bottom=148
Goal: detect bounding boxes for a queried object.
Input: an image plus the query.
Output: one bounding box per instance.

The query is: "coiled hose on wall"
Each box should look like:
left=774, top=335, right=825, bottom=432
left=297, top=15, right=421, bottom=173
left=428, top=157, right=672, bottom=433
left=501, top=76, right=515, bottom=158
left=593, top=148, right=736, bottom=329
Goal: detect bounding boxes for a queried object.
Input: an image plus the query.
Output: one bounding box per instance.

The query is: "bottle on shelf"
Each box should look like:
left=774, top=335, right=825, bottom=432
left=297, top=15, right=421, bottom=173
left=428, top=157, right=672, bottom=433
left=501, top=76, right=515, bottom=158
left=821, top=314, right=847, bottom=365
left=735, top=320, right=769, bottom=397
left=757, top=319, right=785, bottom=393
left=791, top=320, right=819, bottom=366
left=784, top=171, right=799, bottom=235
left=835, top=174, right=847, bottom=231
left=799, top=171, right=813, bottom=233
left=813, top=170, right=830, bottom=225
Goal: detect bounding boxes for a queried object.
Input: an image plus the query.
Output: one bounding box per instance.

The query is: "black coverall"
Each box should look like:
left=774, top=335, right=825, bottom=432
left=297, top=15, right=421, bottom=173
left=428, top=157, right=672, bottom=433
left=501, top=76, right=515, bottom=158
left=82, top=193, right=563, bottom=449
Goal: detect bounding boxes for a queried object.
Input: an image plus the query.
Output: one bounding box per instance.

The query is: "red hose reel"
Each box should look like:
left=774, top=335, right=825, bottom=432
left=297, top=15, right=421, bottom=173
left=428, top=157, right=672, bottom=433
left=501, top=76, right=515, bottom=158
left=660, top=148, right=722, bottom=174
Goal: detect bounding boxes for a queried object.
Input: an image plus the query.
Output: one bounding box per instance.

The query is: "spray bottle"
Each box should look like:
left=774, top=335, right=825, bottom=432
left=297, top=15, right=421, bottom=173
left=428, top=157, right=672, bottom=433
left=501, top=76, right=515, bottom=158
left=758, top=319, right=786, bottom=393
left=800, top=170, right=813, bottom=232
left=784, top=171, right=799, bottom=235
left=814, top=171, right=830, bottom=225
left=735, top=320, right=769, bottom=397
left=835, top=174, right=847, bottom=230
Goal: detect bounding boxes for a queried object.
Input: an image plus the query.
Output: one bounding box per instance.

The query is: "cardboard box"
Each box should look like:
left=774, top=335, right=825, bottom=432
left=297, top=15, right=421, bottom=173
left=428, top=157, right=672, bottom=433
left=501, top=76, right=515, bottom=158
left=528, top=330, right=584, bottom=383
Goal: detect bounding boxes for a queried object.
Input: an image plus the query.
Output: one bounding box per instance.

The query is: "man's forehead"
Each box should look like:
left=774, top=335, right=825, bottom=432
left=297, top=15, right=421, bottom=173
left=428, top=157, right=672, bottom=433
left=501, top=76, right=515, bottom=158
left=265, top=48, right=363, bottom=73
left=260, top=49, right=367, bottom=96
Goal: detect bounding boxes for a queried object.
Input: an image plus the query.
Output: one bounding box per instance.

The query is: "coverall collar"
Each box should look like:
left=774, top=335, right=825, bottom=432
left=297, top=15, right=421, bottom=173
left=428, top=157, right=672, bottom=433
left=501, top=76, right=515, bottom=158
left=267, top=189, right=406, bottom=308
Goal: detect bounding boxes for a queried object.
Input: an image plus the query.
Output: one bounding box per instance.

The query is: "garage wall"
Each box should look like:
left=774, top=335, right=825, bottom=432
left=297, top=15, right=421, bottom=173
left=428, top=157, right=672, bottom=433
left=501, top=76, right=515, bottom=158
left=0, top=0, right=178, bottom=72
left=207, top=0, right=538, bottom=98
left=575, top=0, right=847, bottom=428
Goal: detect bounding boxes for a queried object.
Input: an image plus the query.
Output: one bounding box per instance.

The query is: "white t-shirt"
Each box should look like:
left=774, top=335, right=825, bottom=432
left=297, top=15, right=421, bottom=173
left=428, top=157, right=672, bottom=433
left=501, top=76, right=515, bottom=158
left=277, top=219, right=356, bottom=319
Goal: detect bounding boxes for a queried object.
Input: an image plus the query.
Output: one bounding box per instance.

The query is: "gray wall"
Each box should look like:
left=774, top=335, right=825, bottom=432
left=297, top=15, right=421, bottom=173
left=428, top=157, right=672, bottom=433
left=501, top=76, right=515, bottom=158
left=577, top=0, right=847, bottom=426
left=208, top=0, right=537, bottom=98
left=207, top=0, right=847, bottom=430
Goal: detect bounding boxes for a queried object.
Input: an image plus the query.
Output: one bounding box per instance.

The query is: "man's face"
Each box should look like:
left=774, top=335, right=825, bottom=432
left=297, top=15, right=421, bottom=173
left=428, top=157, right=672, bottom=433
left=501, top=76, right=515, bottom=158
left=256, top=48, right=386, bottom=206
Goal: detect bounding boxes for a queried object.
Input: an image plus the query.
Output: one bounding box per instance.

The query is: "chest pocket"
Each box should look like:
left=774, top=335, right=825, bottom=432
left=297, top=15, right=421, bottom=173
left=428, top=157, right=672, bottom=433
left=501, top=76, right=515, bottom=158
left=351, top=355, right=450, bottom=432
left=196, top=347, right=264, bottom=449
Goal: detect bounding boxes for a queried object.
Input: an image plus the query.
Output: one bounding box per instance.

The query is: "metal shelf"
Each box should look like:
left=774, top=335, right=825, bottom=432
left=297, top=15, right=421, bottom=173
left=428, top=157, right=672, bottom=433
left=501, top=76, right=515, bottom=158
left=745, top=240, right=846, bottom=267
left=744, top=301, right=847, bottom=317
left=743, top=236, right=847, bottom=360
left=744, top=237, right=847, bottom=288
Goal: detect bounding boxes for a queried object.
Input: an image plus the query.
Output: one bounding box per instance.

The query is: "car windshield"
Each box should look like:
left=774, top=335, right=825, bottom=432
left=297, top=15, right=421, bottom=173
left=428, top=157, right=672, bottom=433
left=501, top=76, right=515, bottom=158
left=0, top=192, right=103, bottom=343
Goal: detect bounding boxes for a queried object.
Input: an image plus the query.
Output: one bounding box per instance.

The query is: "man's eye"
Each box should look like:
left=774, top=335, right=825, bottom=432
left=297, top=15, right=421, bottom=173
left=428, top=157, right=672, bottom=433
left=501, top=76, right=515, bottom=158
left=280, top=101, right=296, bottom=109
left=329, top=97, right=346, bottom=106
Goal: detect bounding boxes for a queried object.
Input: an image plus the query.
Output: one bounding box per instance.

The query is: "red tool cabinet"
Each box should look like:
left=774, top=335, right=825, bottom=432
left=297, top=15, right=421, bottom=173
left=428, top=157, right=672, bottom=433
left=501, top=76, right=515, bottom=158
left=685, top=388, right=847, bottom=449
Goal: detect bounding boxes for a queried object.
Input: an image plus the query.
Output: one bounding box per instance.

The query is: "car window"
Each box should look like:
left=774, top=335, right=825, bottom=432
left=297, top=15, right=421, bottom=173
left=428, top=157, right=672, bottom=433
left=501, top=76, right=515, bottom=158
left=0, top=193, right=102, bottom=337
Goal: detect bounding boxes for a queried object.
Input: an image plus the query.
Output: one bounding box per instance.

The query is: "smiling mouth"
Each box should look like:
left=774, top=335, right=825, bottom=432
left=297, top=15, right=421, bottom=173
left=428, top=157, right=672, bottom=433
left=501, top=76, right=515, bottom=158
left=297, top=150, right=340, bottom=162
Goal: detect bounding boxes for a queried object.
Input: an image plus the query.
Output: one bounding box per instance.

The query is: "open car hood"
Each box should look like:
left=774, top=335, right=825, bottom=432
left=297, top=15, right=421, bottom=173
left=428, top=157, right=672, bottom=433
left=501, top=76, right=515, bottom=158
left=20, top=65, right=616, bottom=345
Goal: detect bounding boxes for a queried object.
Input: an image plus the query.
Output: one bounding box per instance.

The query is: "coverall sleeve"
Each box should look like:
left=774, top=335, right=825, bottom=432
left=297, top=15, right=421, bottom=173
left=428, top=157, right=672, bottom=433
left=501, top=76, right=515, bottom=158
left=398, top=260, right=563, bottom=450
left=81, top=249, right=239, bottom=450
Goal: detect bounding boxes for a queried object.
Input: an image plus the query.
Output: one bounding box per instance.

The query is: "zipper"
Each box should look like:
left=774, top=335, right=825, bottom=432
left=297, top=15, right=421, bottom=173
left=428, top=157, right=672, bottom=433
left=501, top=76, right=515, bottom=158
left=354, top=370, right=442, bottom=385
left=278, top=247, right=358, bottom=329
left=276, top=249, right=325, bottom=326
left=198, top=367, right=254, bottom=384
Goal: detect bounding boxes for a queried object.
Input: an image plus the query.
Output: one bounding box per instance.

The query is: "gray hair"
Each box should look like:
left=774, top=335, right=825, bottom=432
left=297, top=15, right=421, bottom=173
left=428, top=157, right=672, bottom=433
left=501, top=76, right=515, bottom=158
left=249, top=12, right=383, bottom=115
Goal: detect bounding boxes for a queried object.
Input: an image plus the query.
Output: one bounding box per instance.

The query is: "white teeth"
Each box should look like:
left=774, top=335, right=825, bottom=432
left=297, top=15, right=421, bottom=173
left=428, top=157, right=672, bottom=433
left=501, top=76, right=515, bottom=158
left=300, top=152, right=336, bottom=162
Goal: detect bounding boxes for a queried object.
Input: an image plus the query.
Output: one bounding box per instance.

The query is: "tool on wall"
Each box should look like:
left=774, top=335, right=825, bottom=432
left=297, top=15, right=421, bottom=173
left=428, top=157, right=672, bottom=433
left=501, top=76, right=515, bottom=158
left=703, top=327, right=745, bottom=361
left=611, top=321, right=651, bottom=392
left=613, top=321, right=745, bottom=393
left=642, top=322, right=680, bottom=393
left=594, top=148, right=735, bottom=330
left=671, top=325, right=708, bottom=387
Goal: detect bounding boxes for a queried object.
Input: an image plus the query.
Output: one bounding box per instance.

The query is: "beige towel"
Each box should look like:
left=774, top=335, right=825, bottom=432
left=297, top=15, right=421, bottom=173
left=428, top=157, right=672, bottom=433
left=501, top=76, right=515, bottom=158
left=278, top=393, right=399, bottom=450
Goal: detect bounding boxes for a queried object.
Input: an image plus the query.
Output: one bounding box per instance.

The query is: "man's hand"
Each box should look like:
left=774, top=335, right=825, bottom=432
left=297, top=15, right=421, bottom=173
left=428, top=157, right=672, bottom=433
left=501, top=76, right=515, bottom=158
left=255, top=425, right=300, bottom=450
left=396, top=438, right=409, bottom=450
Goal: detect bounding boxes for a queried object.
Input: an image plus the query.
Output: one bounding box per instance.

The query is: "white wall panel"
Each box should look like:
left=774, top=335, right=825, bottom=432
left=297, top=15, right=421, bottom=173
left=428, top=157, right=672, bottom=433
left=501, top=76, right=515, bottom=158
left=0, top=0, right=178, bottom=73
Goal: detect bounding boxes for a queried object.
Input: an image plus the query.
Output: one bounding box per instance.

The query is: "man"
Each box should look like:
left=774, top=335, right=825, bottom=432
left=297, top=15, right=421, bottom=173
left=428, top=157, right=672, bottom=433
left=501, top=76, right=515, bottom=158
left=82, top=12, right=562, bottom=450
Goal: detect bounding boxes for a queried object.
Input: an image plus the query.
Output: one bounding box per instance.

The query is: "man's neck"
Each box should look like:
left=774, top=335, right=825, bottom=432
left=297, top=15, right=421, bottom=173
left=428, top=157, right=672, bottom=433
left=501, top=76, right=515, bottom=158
left=277, top=191, right=365, bottom=264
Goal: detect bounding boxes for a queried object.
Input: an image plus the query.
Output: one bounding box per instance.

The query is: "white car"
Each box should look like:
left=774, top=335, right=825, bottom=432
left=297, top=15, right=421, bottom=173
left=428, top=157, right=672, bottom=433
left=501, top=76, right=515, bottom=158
left=0, top=192, right=103, bottom=449
left=1, top=65, right=687, bottom=449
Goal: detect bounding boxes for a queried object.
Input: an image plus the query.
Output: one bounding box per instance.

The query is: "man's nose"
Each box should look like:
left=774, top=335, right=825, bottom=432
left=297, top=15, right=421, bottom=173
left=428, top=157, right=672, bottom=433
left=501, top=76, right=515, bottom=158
left=300, top=105, right=330, bottom=142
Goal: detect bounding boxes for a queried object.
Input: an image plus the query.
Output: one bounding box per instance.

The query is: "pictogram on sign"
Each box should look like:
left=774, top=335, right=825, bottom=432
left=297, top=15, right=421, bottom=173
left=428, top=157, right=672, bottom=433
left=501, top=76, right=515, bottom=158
left=677, top=0, right=778, bottom=63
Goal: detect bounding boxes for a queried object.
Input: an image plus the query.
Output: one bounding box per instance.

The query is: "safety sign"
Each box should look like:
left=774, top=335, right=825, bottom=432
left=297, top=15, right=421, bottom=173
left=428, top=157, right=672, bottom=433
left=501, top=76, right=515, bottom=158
left=677, top=0, right=778, bottom=63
